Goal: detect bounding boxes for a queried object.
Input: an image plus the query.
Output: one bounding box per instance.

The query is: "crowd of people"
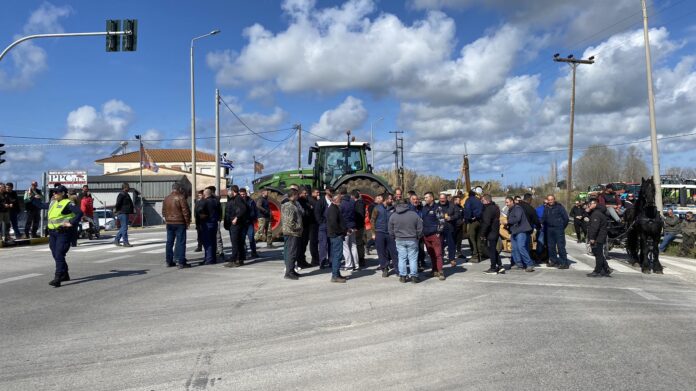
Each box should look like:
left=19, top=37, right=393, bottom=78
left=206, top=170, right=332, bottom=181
left=5, top=178, right=694, bottom=288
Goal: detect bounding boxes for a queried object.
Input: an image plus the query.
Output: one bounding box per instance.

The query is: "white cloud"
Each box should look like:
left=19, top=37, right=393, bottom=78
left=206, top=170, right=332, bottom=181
left=0, top=2, right=71, bottom=90
left=141, top=129, right=162, bottom=141
left=64, top=99, right=134, bottom=140
left=23, top=2, right=72, bottom=34
left=310, top=96, right=368, bottom=139
left=208, top=0, right=459, bottom=99
left=409, top=0, right=637, bottom=42
left=394, top=25, right=696, bottom=179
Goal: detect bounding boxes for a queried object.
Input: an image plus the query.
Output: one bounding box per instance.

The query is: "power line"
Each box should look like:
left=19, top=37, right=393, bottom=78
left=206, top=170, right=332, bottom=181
left=218, top=96, right=296, bottom=143
left=256, top=129, right=298, bottom=162
left=0, top=127, right=297, bottom=145
left=301, top=129, right=332, bottom=141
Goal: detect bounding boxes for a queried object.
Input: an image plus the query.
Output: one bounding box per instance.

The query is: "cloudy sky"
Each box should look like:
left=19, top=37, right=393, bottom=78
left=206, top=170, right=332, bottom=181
left=1, top=0, right=695, bottom=189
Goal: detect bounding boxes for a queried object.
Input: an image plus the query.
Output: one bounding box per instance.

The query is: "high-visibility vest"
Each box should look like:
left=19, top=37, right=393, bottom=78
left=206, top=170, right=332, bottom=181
left=48, top=199, right=75, bottom=229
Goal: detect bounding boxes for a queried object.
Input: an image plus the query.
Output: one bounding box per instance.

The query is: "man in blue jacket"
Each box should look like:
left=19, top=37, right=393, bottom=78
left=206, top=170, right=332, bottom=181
left=542, top=194, right=570, bottom=269
left=370, top=193, right=397, bottom=277
left=505, top=196, right=535, bottom=272
left=463, top=190, right=484, bottom=262
left=422, top=192, right=445, bottom=280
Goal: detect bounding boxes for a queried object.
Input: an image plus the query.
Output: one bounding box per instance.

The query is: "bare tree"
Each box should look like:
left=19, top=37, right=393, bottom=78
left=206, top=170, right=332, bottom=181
left=621, top=146, right=649, bottom=182
left=575, top=145, right=619, bottom=189
left=665, top=167, right=696, bottom=179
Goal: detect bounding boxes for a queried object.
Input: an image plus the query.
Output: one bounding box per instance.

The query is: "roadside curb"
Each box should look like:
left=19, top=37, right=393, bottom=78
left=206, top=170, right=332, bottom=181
left=0, top=237, right=49, bottom=248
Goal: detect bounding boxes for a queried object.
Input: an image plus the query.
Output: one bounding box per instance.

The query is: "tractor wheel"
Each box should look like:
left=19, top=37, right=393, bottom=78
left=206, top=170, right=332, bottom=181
left=252, top=190, right=284, bottom=242
left=338, top=177, right=387, bottom=205
left=338, top=177, right=387, bottom=231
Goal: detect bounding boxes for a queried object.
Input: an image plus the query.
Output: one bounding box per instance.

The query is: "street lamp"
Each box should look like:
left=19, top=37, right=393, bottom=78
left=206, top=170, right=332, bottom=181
left=190, top=29, right=220, bottom=216
left=370, top=117, right=383, bottom=167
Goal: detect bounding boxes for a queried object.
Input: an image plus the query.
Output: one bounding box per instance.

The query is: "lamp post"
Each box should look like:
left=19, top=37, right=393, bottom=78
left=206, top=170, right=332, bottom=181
left=190, top=29, right=220, bottom=217
left=370, top=117, right=383, bottom=167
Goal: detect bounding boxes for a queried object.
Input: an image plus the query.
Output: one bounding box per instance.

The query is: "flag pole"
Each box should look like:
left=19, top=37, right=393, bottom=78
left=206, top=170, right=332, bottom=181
left=136, top=135, right=145, bottom=228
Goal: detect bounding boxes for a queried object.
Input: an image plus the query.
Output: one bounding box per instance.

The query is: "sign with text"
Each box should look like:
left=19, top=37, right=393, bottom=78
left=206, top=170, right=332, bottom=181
left=47, top=171, right=88, bottom=187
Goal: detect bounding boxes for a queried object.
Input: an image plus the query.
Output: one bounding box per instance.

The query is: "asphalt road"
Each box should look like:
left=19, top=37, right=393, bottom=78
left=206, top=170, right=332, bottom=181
left=1, top=228, right=696, bottom=391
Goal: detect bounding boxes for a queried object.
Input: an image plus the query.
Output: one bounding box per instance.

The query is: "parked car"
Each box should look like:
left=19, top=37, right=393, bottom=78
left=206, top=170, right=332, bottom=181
left=94, top=210, right=116, bottom=231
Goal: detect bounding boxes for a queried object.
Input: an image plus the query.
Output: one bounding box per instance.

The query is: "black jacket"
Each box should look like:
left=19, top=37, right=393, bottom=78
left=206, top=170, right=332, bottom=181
left=354, top=198, right=366, bottom=229
left=542, top=203, right=569, bottom=229
left=327, top=203, right=347, bottom=238
left=438, top=201, right=460, bottom=229
left=520, top=201, right=540, bottom=230
left=5, top=190, right=20, bottom=213
left=114, top=191, right=134, bottom=215
left=480, top=203, right=501, bottom=241
left=224, top=195, right=248, bottom=229
left=587, top=205, right=609, bottom=244
left=315, top=196, right=331, bottom=226
left=570, top=205, right=584, bottom=219
left=196, top=197, right=220, bottom=224
left=298, top=196, right=316, bottom=226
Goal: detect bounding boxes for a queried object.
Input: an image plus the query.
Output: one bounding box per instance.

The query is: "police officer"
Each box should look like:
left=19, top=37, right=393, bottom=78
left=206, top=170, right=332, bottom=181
left=42, top=185, right=83, bottom=287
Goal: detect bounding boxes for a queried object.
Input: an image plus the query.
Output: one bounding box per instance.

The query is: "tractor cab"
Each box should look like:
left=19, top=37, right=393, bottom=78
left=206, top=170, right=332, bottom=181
left=308, top=141, right=371, bottom=188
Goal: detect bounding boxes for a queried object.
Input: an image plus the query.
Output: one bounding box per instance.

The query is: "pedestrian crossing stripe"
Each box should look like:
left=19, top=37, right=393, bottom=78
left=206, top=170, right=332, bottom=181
left=140, top=241, right=200, bottom=254
left=659, top=258, right=696, bottom=273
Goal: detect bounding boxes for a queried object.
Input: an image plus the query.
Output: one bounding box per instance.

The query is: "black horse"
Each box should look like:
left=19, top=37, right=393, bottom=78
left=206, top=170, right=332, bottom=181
left=625, top=177, right=664, bottom=274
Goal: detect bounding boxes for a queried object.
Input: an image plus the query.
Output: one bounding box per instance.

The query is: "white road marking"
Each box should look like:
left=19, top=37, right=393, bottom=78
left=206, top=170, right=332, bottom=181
left=628, top=288, right=661, bottom=301
left=141, top=242, right=200, bottom=254
left=566, top=256, right=594, bottom=271
left=94, top=255, right=131, bottom=264
left=582, top=254, right=639, bottom=273
left=108, top=241, right=169, bottom=253
left=0, top=273, right=43, bottom=285
left=72, top=238, right=161, bottom=252
left=659, top=258, right=696, bottom=273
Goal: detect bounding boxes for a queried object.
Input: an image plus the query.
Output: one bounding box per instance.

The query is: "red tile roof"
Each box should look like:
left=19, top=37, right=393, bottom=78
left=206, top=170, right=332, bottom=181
left=95, top=149, right=215, bottom=164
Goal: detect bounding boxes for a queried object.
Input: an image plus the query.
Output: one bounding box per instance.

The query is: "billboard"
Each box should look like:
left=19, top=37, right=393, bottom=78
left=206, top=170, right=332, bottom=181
left=47, top=170, right=88, bottom=187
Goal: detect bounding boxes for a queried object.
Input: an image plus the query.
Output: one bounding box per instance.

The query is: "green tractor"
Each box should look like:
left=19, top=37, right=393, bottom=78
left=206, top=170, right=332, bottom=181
left=252, top=139, right=393, bottom=239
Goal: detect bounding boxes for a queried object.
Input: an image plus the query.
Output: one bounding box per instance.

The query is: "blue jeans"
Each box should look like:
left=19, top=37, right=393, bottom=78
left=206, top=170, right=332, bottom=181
left=166, top=224, right=187, bottom=264
left=546, top=227, right=568, bottom=265
left=396, top=239, right=419, bottom=277
left=246, top=224, right=257, bottom=254
left=512, top=232, right=534, bottom=268
left=330, top=236, right=344, bottom=278
left=115, top=214, right=129, bottom=244
left=659, top=232, right=677, bottom=252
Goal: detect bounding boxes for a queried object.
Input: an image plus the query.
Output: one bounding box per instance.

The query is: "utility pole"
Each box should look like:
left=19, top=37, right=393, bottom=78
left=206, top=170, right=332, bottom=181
left=398, top=137, right=405, bottom=190
left=296, top=123, right=302, bottom=170
left=463, top=142, right=470, bottom=192
left=553, top=53, right=594, bottom=207
left=135, top=134, right=144, bottom=228
left=215, top=89, right=221, bottom=194
left=641, top=0, right=663, bottom=211
left=389, top=130, right=404, bottom=189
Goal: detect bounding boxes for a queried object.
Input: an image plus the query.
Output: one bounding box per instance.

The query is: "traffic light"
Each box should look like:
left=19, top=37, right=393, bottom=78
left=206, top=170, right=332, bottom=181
left=106, top=20, right=121, bottom=52
left=122, top=19, right=138, bottom=51
left=0, top=144, right=5, bottom=165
